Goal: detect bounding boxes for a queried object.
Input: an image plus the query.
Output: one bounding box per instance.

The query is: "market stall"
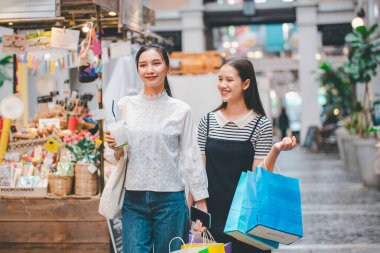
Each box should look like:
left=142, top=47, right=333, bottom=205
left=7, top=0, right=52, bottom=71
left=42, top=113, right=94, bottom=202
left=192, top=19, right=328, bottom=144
left=0, top=1, right=158, bottom=252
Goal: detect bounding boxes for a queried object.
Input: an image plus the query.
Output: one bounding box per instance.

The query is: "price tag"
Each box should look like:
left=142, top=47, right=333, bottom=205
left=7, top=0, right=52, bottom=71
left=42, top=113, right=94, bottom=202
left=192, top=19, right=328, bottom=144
left=87, top=164, right=98, bottom=174
left=45, top=137, right=61, bottom=154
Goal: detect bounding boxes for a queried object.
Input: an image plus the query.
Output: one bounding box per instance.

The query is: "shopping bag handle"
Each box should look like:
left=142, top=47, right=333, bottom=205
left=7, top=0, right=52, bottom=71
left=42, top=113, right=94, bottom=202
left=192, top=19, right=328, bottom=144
left=263, top=158, right=282, bottom=174
left=169, top=237, right=186, bottom=253
left=189, top=230, right=217, bottom=245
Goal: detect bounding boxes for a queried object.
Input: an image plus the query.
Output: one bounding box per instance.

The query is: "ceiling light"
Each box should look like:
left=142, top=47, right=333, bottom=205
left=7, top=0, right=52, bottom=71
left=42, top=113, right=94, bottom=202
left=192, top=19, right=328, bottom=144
left=227, top=0, right=235, bottom=5
left=253, top=51, right=263, bottom=59
left=282, top=0, right=294, bottom=2
left=223, top=41, right=231, bottom=49
left=82, top=24, right=90, bottom=33
left=315, top=53, right=322, bottom=61
left=247, top=51, right=255, bottom=58
left=8, top=22, right=13, bottom=26
left=109, top=11, right=117, bottom=16
left=231, top=41, right=239, bottom=48
left=255, top=0, right=266, bottom=3
left=351, top=17, right=364, bottom=29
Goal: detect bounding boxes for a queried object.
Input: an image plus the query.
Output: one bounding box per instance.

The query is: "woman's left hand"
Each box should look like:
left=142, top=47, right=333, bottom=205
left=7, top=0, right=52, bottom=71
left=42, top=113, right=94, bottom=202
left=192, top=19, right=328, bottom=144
left=273, top=136, right=297, bottom=151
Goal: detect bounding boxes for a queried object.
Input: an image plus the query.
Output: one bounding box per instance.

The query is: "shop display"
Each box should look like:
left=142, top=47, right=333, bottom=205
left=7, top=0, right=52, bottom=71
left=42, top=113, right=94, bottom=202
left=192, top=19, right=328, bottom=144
left=0, top=89, right=101, bottom=197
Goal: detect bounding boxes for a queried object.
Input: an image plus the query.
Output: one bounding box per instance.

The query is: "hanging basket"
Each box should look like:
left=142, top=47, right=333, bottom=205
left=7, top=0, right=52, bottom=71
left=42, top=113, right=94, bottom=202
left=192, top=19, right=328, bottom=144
left=74, top=163, right=98, bottom=196
left=48, top=174, right=74, bottom=196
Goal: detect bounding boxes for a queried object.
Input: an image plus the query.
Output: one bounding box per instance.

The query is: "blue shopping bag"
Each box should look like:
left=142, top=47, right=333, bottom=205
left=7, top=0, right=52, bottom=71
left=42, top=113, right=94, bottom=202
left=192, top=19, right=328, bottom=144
left=246, top=167, right=303, bottom=245
left=224, top=172, right=279, bottom=250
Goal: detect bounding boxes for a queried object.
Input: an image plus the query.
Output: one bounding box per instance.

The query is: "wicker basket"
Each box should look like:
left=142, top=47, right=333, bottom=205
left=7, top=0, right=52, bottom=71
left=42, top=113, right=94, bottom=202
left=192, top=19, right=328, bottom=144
left=48, top=174, right=74, bottom=196
left=74, top=163, right=98, bottom=196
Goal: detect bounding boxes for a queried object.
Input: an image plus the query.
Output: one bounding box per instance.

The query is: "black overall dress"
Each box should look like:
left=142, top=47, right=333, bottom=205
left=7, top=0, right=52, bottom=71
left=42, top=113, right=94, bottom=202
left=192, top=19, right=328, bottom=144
left=205, top=113, right=270, bottom=253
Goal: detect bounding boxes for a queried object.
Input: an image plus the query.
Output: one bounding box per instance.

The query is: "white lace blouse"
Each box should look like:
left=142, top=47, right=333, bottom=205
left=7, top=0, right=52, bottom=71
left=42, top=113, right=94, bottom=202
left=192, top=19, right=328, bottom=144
left=105, top=91, right=209, bottom=201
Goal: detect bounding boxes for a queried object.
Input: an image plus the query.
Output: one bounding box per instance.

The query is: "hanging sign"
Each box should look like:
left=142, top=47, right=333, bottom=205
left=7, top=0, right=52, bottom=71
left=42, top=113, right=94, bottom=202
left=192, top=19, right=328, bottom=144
left=37, top=95, right=53, bottom=104
left=50, top=27, right=80, bottom=51
left=26, top=31, right=51, bottom=51
left=45, top=136, right=61, bottom=154
left=2, top=34, right=26, bottom=53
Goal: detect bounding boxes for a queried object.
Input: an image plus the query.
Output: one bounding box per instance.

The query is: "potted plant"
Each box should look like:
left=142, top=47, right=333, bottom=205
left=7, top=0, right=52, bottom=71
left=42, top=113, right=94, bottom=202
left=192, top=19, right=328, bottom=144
left=345, top=24, right=380, bottom=188
left=317, top=62, right=355, bottom=163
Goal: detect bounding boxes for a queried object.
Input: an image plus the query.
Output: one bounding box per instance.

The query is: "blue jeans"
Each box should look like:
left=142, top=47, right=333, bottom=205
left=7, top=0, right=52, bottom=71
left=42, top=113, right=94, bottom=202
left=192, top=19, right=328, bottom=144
left=122, top=190, right=189, bottom=253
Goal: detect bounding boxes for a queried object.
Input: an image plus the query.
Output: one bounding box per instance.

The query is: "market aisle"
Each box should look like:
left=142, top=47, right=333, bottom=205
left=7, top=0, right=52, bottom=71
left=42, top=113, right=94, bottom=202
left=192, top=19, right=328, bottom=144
left=274, top=147, right=380, bottom=253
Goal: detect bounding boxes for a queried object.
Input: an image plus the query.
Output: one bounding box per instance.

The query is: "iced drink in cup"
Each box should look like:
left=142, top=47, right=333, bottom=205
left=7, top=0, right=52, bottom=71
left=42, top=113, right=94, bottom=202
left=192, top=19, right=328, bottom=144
left=107, top=121, right=128, bottom=148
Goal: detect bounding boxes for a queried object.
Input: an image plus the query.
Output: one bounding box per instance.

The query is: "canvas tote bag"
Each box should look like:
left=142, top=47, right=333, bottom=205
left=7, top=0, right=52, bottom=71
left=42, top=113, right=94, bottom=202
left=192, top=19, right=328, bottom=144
left=99, top=153, right=127, bottom=219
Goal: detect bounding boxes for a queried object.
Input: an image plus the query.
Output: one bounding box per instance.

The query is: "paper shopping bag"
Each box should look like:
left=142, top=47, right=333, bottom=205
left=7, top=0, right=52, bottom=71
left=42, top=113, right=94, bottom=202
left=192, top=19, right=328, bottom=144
left=246, top=167, right=303, bottom=244
left=182, top=243, right=224, bottom=253
left=170, top=237, right=208, bottom=253
left=188, top=232, right=231, bottom=253
left=224, top=172, right=279, bottom=250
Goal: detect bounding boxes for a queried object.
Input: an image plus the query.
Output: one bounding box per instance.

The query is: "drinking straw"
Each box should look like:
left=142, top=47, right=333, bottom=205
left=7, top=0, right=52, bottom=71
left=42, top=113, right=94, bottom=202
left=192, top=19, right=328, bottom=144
left=111, top=100, right=117, bottom=122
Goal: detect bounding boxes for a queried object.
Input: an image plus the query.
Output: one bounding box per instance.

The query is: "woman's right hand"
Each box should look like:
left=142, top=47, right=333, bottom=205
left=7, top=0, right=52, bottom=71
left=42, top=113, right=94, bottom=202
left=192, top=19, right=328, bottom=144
left=105, top=130, right=124, bottom=160
left=105, top=130, right=118, bottom=149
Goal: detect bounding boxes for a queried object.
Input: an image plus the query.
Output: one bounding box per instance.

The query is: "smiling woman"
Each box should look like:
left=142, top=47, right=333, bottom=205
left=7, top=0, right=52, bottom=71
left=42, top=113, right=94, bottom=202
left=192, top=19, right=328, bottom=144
left=136, top=44, right=173, bottom=97
left=196, top=57, right=297, bottom=253
left=104, top=44, right=209, bottom=253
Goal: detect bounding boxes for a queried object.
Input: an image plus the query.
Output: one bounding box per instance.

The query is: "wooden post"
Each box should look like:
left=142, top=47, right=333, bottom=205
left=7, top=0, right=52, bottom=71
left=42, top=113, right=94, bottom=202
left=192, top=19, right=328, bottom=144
left=96, top=5, right=105, bottom=193
left=12, top=54, right=17, bottom=94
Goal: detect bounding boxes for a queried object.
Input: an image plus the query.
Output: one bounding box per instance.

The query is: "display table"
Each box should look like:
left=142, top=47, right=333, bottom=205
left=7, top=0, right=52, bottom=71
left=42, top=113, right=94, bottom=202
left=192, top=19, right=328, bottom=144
left=0, top=196, right=110, bottom=253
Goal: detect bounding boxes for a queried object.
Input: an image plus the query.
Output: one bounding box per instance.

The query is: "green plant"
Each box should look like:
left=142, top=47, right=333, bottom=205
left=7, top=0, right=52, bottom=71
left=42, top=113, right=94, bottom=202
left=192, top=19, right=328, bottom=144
left=317, top=62, right=355, bottom=117
left=0, top=55, right=12, bottom=88
left=345, top=24, right=380, bottom=137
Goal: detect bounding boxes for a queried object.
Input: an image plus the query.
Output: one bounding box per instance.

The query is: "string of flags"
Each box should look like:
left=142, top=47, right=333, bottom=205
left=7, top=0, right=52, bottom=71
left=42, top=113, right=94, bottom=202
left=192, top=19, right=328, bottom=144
left=0, top=27, right=81, bottom=75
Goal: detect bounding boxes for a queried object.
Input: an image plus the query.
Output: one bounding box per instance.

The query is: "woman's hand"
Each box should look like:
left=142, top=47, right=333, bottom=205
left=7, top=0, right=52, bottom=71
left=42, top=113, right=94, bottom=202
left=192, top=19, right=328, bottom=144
left=105, top=130, right=124, bottom=159
left=193, top=219, right=207, bottom=232
left=273, top=136, right=297, bottom=152
left=192, top=199, right=208, bottom=232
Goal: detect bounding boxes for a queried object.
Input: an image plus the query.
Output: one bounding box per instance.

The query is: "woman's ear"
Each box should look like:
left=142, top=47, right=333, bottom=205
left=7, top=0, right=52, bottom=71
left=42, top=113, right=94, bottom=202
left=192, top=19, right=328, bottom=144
left=243, top=79, right=251, bottom=90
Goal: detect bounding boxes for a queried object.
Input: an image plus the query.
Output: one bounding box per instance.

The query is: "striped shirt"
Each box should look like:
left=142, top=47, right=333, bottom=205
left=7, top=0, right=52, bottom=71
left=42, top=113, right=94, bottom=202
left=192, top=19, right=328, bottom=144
left=198, top=110, right=273, bottom=159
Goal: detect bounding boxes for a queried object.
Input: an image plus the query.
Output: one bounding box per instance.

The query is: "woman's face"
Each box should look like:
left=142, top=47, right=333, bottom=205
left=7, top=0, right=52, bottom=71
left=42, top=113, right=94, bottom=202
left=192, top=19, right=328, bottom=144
left=217, top=64, right=249, bottom=103
left=137, top=49, right=168, bottom=90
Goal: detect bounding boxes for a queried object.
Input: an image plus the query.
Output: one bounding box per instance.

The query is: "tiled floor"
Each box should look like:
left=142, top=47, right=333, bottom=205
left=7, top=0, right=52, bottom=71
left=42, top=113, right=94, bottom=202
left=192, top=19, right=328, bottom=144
left=274, top=147, right=380, bottom=253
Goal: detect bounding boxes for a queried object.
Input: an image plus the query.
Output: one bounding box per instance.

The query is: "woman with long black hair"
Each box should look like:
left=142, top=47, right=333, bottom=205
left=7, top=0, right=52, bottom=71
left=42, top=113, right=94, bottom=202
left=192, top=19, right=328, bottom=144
left=196, top=57, right=296, bottom=253
left=105, top=44, right=209, bottom=253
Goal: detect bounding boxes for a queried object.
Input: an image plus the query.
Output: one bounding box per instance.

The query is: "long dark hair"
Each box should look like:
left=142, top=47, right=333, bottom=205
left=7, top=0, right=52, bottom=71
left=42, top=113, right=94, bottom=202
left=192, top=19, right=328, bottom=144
left=135, top=44, right=172, bottom=97
left=214, top=57, right=266, bottom=116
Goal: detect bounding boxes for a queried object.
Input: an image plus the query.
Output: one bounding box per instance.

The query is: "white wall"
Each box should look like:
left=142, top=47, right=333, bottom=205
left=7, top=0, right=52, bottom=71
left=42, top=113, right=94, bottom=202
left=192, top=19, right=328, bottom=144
left=169, top=74, right=219, bottom=124
left=169, top=74, right=272, bottom=125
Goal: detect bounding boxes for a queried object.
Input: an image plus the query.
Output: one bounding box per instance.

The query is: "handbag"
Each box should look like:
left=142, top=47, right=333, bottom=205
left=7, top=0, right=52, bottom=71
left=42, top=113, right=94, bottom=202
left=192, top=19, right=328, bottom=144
left=224, top=172, right=279, bottom=250
left=98, top=153, right=127, bottom=219
left=246, top=167, right=303, bottom=245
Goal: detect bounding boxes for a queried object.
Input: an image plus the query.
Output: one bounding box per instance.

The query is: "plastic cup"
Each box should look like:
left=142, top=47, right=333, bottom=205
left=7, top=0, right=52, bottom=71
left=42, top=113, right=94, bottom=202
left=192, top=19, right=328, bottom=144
left=108, top=121, right=128, bottom=148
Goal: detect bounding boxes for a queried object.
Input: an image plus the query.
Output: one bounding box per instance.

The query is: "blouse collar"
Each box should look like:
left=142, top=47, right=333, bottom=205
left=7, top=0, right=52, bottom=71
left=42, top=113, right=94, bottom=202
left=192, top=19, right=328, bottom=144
left=138, top=90, right=168, bottom=101
left=215, top=110, right=257, bottom=129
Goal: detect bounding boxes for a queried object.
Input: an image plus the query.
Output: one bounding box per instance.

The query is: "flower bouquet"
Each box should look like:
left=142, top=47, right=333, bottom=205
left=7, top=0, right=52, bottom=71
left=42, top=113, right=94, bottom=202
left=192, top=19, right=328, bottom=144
left=63, top=131, right=101, bottom=196
left=63, top=131, right=101, bottom=164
